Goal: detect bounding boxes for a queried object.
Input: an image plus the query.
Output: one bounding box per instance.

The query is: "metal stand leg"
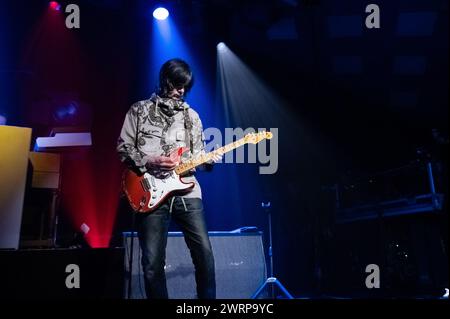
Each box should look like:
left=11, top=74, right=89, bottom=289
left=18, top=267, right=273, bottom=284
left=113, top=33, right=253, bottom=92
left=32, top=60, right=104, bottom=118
left=252, top=277, right=294, bottom=299
left=252, top=202, right=294, bottom=299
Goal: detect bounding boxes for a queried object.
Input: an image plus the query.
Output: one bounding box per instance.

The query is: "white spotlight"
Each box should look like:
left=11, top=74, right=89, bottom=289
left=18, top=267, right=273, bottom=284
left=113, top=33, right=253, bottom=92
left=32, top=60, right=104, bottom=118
left=153, top=7, right=169, bottom=20
left=217, top=42, right=226, bottom=50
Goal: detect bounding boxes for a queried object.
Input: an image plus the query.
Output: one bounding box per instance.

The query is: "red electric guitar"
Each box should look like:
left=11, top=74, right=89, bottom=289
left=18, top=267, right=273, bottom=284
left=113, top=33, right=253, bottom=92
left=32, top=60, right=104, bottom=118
left=122, top=131, right=273, bottom=212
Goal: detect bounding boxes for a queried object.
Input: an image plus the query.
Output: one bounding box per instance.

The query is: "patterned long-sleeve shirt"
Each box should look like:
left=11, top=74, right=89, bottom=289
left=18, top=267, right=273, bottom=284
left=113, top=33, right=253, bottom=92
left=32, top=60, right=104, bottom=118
left=117, top=94, right=206, bottom=199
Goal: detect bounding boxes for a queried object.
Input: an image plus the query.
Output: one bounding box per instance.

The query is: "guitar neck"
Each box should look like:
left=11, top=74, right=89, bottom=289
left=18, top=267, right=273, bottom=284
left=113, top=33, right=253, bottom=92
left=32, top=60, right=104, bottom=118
left=175, top=138, right=247, bottom=175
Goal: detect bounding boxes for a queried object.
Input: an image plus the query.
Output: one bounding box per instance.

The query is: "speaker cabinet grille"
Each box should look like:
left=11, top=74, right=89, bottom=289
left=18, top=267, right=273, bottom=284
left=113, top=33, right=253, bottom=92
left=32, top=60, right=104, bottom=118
left=123, top=231, right=267, bottom=299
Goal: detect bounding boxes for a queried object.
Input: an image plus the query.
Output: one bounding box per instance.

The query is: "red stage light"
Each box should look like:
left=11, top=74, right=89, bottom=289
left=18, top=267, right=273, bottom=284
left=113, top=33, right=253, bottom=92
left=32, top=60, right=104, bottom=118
left=49, top=1, right=61, bottom=11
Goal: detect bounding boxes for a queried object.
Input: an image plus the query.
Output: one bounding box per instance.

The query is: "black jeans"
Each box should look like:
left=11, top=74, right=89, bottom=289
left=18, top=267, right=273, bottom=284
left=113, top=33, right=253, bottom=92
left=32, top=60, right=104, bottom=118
left=137, top=196, right=216, bottom=299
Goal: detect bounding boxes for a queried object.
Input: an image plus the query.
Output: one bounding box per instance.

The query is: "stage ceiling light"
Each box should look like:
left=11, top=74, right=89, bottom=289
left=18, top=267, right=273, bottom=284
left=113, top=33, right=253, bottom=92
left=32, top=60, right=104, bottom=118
left=153, top=7, right=169, bottom=20
left=49, top=1, right=61, bottom=11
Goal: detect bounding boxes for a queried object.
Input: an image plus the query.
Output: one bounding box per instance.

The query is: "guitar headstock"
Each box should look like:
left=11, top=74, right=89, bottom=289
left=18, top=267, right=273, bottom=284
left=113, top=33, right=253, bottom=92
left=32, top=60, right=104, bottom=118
left=245, top=131, right=273, bottom=144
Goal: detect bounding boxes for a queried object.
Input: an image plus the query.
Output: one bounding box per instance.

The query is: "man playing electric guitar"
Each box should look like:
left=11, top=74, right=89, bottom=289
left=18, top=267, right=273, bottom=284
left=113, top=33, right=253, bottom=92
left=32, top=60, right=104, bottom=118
left=117, top=58, right=220, bottom=299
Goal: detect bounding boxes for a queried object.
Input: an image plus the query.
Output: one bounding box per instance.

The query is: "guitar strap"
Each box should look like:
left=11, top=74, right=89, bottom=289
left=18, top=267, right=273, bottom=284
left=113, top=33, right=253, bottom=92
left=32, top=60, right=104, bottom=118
left=183, top=107, right=194, bottom=157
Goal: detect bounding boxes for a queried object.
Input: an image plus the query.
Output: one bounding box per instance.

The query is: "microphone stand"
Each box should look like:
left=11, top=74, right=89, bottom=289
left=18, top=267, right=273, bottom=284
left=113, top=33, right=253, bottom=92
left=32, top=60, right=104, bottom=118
left=251, top=201, right=294, bottom=299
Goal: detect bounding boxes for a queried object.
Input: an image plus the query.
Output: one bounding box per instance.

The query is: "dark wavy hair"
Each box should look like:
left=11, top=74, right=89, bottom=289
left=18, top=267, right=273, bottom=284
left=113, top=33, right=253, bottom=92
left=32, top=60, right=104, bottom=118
left=158, top=58, right=194, bottom=97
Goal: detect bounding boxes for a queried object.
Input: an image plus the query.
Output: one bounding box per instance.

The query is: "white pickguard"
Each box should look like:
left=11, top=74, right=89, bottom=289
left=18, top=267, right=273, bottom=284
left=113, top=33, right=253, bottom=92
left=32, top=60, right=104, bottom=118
left=143, top=172, right=193, bottom=209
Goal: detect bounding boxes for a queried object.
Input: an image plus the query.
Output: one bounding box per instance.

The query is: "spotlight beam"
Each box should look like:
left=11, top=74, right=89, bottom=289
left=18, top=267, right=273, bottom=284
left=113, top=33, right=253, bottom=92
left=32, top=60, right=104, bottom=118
left=216, top=42, right=293, bottom=128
